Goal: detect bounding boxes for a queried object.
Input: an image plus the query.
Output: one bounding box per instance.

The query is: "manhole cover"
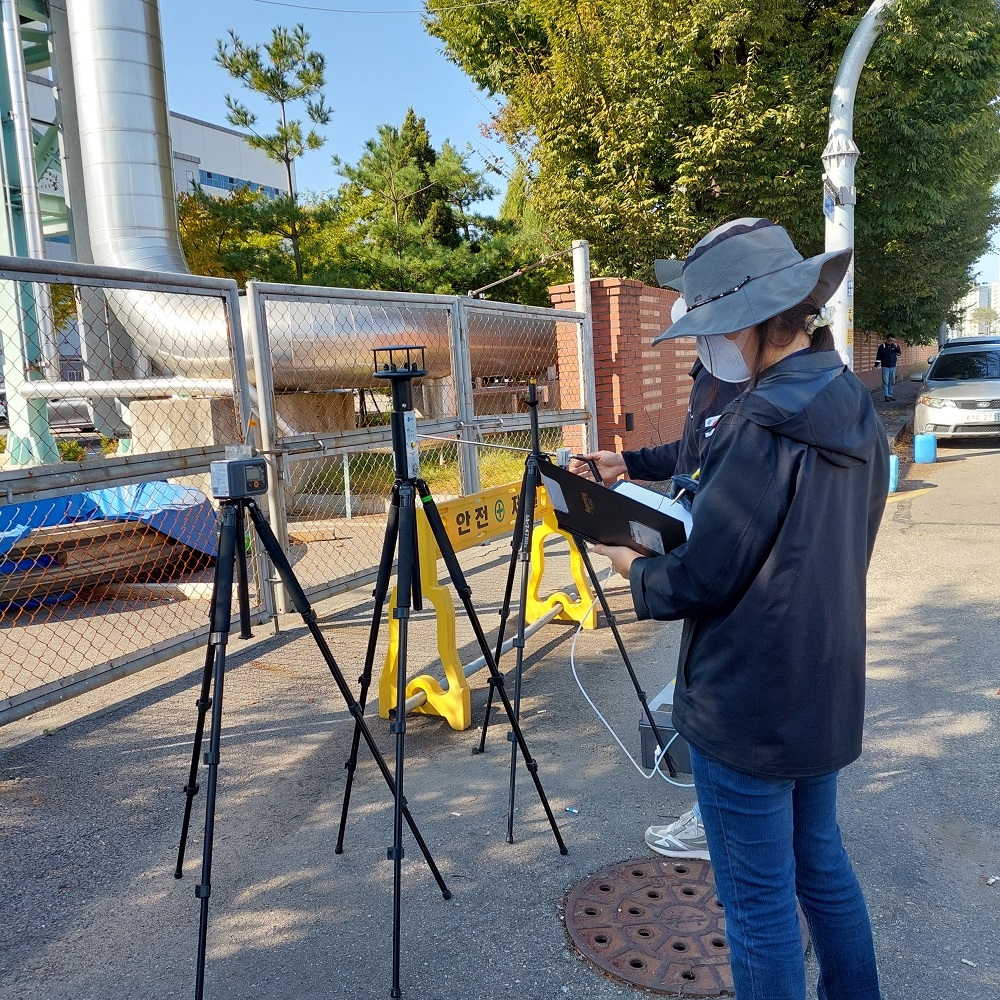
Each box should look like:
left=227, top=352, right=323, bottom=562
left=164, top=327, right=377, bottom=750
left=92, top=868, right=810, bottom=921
left=565, top=857, right=808, bottom=997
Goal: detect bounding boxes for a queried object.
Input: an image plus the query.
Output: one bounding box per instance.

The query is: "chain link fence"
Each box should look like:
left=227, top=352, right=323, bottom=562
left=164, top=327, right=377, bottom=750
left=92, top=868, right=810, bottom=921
left=247, top=283, right=590, bottom=606
left=0, top=256, right=260, bottom=725
left=1, top=252, right=593, bottom=724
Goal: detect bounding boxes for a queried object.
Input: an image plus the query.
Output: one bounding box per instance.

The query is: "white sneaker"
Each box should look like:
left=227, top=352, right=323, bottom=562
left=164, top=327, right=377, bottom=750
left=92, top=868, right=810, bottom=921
left=644, top=808, right=710, bottom=860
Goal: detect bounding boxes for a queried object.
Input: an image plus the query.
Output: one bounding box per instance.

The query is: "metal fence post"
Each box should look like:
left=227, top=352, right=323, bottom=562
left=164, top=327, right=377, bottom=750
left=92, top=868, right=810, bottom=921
left=224, top=282, right=275, bottom=625
left=223, top=284, right=253, bottom=450
left=573, top=240, right=598, bottom=453
left=245, top=282, right=289, bottom=616
left=343, top=452, right=353, bottom=519
left=450, top=296, right=480, bottom=495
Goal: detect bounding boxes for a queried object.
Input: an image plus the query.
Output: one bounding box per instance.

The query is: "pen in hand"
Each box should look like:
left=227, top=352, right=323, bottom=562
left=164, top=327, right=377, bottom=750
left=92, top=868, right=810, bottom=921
left=669, top=468, right=700, bottom=507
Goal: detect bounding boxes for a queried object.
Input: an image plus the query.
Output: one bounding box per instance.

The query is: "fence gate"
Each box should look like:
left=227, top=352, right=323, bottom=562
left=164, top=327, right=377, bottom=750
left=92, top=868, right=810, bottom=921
left=246, top=282, right=591, bottom=607
left=0, top=256, right=265, bottom=726
left=0, top=250, right=595, bottom=725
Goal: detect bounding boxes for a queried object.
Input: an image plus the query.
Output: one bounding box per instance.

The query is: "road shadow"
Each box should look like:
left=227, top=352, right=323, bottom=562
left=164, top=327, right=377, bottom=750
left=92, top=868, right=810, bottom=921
left=3, top=566, right=995, bottom=1000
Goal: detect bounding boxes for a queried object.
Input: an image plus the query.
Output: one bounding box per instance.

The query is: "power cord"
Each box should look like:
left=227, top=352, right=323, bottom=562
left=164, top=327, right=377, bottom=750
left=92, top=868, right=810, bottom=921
left=569, top=562, right=695, bottom=788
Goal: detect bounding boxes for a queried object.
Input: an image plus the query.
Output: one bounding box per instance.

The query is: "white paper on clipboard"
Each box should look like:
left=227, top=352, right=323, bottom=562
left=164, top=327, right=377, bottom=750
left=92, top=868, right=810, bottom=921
left=629, top=520, right=666, bottom=555
left=540, top=473, right=569, bottom=513
left=613, top=480, right=692, bottom=538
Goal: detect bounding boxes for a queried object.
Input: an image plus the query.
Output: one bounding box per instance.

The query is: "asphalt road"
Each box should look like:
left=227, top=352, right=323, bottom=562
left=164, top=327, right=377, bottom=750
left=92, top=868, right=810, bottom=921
left=2, top=433, right=999, bottom=1000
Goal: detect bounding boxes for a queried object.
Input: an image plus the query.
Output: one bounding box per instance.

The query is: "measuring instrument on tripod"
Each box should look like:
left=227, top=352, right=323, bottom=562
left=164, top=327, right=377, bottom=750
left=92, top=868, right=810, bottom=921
left=174, top=448, right=450, bottom=1000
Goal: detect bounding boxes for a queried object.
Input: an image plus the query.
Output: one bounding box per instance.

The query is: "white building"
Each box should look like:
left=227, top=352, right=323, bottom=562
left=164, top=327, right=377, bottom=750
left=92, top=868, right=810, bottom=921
left=169, top=112, right=289, bottom=199
left=950, top=282, right=1000, bottom=339
left=26, top=76, right=289, bottom=214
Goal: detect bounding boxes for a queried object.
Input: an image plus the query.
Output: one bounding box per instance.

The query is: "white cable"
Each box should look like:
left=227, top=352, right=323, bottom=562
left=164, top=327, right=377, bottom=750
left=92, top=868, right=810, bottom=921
left=570, top=562, right=695, bottom=788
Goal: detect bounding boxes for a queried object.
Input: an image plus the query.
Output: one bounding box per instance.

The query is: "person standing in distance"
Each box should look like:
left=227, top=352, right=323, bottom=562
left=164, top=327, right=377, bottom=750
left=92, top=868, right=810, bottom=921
left=570, top=257, right=743, bottom=862
left=592, top=218, right=887, bottom=1000
left=874, top=333, right=901, bottom=401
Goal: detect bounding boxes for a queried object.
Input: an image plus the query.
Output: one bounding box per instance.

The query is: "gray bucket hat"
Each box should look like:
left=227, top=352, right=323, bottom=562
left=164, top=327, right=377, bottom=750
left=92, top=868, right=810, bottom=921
left=653, top=258, right=685, bottom=291
left=653, top=218, right=852, bottom=344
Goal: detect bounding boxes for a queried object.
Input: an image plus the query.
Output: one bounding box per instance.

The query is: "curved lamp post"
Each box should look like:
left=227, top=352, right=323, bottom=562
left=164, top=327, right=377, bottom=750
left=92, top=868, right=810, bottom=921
left=822, top=0, right=898, bottom=370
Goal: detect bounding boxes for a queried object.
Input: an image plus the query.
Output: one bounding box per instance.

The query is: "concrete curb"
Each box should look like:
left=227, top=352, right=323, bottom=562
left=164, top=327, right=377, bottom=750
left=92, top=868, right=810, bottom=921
left=870, top=362, right=921, bottom=451
left=885, top=414, right=913, bottom=449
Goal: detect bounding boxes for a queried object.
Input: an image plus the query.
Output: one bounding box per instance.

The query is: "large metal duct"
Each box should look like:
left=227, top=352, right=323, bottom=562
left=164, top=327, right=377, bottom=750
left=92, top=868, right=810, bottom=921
left=65, top=0, right=556, bottom=389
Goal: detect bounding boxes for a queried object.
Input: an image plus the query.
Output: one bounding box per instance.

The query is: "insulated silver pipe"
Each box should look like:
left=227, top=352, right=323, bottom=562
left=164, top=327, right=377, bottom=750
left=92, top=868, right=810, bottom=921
left=64, top=0, right=558, bottom=389
left=18, top=377, right=234, bottom=399
left=66, top=0, right=185, bottom=272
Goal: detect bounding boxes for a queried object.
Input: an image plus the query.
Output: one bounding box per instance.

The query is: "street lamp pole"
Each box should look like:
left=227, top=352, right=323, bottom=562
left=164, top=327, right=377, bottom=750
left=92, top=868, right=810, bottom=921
left=822, top=0, right=897, bottom=370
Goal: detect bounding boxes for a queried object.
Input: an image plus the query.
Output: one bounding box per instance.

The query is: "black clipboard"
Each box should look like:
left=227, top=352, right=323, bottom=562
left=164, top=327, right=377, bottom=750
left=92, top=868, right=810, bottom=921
left=536, top=458, right=689, bottom=557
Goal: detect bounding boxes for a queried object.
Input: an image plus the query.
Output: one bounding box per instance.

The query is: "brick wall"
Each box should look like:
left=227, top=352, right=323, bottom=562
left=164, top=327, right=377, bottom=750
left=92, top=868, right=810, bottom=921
left=550, top=280, right=934, bottom=452
left=853, top=333, right=933, bottom=389
left=550, top=279, right=693, bottom=455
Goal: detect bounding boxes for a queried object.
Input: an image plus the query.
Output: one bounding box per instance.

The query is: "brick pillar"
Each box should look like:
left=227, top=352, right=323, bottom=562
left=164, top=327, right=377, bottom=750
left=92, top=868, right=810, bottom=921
left=549, top=282, right=586, bottom=452
left=550, top=279, right=694, bottom=458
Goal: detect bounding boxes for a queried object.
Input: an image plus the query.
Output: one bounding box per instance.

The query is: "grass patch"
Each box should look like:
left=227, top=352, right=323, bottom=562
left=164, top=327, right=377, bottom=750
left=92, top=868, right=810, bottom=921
left=56, top=439, right=87, bottom=462
left=300, top=428, right=565, bottom=497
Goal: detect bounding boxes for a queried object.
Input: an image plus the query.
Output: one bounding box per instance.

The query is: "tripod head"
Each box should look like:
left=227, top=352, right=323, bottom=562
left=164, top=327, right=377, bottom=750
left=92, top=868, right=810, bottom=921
left=374, top=345, right=427, bottom=481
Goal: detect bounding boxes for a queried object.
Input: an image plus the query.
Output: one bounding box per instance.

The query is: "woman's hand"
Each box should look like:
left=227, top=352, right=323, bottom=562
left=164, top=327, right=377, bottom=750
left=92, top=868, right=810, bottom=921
left=591, top=543, right=642, bottom=580
left=569, top=451, right=627, bottom=484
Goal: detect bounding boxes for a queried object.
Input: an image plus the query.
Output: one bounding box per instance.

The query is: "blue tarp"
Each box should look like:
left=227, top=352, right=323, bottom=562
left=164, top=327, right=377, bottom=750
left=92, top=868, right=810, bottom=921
left=0, top=482, right=218, bottom=560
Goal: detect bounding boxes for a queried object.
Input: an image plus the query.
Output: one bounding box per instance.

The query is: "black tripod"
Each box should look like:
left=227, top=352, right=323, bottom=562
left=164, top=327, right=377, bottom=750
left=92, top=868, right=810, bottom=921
left=174, top=462, right=450, bottom=1000
left=335, top=348, right=567, bottom=923
left=477, top=383, right=678, bottom=842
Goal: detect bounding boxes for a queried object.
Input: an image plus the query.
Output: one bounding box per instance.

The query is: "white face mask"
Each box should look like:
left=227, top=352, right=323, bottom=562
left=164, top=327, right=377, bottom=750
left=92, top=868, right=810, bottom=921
left=696, top=331, right=753, bottom=383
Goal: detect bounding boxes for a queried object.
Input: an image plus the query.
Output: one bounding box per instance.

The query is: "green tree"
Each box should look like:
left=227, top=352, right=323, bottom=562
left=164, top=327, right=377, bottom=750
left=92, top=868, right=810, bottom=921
left=971, top=305, right=999, bottom=336
left=317, top=112, right=555, bottom=297
left=426, top=0, right=1000, bottom=341
left=177, top=186, right=297, bottom=286
left=215, top=23, right=332, bottom=280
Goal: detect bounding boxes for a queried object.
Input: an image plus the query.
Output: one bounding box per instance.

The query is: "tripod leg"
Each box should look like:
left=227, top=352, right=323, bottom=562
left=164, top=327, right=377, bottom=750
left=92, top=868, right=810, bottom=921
left=193, top=504, right=238, bottom=1000
left=336, top=485, right=400, bottom=854
left=505, top=459, right=539, bottom=842
left=233, top=504, right=253, bottom=640
left=416, top=481, right=567, bottom=855
left=574, top=537, right=677, bottom=778
left=175, top=642, right=215, bottom=879
left=176, top=599, right=223, bottom=877
left=388, top=482, right=417, bottom=998
left=243, top=500, right=452, bottom=901
left=475, top=466, right=528, bottom=754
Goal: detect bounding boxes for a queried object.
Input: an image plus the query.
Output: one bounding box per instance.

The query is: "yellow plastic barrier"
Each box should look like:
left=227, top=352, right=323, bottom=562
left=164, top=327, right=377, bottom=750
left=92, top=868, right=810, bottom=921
left=379, top=503, right=471, bottom=730
left=525, top=486, right=596, bottom=630
left=378, top=480, right=595, bottom=731
left=379, top=482, right=521, bottom=731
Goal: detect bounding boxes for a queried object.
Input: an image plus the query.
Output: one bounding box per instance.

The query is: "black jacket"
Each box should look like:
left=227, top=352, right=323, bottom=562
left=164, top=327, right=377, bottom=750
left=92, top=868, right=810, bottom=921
left=622, top=362, right=743, bottom=480
left=629, top=351, right=889, bottom=778
left=875, top=342, right=900, bottom=368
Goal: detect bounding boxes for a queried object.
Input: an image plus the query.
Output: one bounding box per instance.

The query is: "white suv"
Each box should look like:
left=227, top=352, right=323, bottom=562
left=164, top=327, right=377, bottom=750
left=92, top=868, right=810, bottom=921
left=913, top=343, right=1000, bottom=438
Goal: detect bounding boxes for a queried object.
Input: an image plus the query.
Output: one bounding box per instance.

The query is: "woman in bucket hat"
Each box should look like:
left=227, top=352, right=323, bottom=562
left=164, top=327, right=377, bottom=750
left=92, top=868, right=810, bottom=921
left=594, top=218, right=887, bottom=1000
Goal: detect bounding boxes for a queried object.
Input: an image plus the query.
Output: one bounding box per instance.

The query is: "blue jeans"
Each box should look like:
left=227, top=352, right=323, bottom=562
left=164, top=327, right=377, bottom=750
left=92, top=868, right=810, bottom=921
left=880, top=366, right=895, bottom=399
left=690, top=746, right=881, bottom=1000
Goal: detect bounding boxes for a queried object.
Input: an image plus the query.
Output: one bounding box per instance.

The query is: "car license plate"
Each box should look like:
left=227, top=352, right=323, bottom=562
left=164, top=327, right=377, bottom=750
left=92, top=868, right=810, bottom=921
left=966, top=411, right=1000, bottom=421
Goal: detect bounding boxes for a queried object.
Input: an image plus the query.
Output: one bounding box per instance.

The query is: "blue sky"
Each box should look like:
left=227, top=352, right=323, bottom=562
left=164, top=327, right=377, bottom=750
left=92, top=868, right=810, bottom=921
left=160, top=0, right=998, bottom=280
left=160, top=0, right=507, bottom=205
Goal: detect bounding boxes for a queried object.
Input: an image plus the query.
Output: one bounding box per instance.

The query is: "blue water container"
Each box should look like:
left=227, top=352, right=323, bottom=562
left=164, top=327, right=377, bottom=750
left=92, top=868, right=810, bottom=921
left=888, top=454, right=899, bottom=493
left=913, top=433, right=937, bottom=464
